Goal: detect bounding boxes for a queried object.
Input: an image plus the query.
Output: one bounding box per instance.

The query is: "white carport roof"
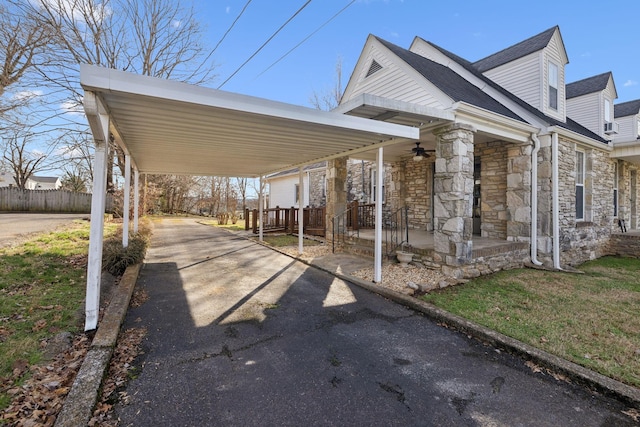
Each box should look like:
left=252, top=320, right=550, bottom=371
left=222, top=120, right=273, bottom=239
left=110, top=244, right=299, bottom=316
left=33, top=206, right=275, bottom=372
left=80, top=64, right=419, bottom=177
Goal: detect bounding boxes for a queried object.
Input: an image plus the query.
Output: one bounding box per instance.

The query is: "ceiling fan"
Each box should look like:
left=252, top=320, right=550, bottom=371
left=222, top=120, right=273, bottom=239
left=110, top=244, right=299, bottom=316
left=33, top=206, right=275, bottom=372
left=411, top=142, right=433, bottom=161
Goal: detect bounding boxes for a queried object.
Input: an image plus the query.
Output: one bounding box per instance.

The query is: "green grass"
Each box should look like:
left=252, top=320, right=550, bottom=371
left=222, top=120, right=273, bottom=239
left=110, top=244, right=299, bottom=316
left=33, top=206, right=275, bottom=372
left=422, top=256, right=640, bottom=388
left=0, top=220, right=121, bottom=411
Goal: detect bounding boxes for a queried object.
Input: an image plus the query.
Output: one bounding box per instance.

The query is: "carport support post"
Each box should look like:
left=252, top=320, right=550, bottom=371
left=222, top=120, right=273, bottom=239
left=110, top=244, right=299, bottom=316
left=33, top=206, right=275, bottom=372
left=258, top=176, right=264, bottom=241
left=85, top=115, right=110, bottom=331
left=298, top=167, right=304, bottom=255
left=374, top=147, right=383, bottom=283
left=133, top=168, right=139, bottom=233
left=122, top=154, right=131, bottom=248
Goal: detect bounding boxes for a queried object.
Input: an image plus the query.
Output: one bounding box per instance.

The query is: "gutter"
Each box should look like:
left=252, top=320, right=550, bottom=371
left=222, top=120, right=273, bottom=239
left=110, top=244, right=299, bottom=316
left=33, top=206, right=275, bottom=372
left=551, top=132, right=562, bottom=270
left=530, top=133, right=543, bottom=266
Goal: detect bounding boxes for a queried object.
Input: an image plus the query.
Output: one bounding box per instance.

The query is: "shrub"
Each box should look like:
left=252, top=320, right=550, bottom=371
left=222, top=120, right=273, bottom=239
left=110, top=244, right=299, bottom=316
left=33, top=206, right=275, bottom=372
left=102, top=234, right=148, bottom=276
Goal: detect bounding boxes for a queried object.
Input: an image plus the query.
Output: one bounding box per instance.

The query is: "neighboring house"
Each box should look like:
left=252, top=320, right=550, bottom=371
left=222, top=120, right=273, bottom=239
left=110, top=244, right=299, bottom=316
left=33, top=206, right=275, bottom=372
left=315, top=25, right=639, bottom=277
left=26, top=176, right=62, bottom=190
left=266, top=162, right=327, bottom=208
left=0, top=173, right=62, bottom=190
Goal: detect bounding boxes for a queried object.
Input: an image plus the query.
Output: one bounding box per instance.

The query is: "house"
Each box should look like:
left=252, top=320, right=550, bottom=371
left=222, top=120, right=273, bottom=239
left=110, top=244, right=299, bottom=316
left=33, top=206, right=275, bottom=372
left=312, top=25, right=639, bottom=279
left=266, top=162, right=327, bottom=209
left=0, top=173, right=62, bottom=190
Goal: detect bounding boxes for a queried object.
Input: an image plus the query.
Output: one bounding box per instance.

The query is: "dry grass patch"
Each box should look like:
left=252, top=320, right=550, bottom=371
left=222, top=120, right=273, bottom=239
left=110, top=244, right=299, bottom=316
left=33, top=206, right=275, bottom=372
left=422, top=256, right=640, bottom=388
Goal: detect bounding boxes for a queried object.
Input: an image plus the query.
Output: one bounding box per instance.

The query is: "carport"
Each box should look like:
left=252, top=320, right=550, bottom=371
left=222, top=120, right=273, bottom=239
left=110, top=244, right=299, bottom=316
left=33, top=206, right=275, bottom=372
left=80, top=64, right=419, bottom=331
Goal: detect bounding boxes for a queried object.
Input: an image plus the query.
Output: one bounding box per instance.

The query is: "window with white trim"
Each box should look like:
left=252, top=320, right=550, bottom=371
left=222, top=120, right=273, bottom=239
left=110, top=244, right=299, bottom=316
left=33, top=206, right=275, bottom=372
left=576, top=150, right=585, bottom=220
left=613, top=161, right=619, bottom=217
left=604, top=99, right=612, bottom=124
left=548, top=62, right=558, bottom=111
left=637, top=119, right=640, bottom=138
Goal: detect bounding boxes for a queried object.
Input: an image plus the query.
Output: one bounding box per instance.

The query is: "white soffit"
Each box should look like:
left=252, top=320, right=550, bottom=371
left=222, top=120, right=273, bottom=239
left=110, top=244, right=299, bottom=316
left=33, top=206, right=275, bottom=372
left=80, top=65, right=419, bottom=177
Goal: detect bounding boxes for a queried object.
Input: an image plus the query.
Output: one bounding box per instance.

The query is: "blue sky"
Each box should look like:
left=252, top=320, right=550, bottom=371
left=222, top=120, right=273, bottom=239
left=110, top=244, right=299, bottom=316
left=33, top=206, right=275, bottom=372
left=198, top=0, right=640, bottom=106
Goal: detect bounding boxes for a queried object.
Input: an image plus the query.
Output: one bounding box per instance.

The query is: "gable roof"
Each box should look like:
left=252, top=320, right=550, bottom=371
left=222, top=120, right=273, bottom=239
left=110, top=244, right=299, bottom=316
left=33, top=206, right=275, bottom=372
left=419, top=39, right=608, bottom=144
left=473, top=26, right=559, bottom=73
left=375, top=37, right=524, bottom=122
left=566, top=72, right=613, bottom=99
left=30, top=176, right=60, bottom=184
left=267, top=162, right=327, bottom=179
left=615, top=99, right=640, bottom=118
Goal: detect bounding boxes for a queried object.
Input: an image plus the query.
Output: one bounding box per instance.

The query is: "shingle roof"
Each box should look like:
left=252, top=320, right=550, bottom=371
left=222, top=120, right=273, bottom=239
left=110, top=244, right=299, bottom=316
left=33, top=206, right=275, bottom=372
left=566, top=72, right=612, bottom=99
left=267, top=161, right=327, bottom=179
left=375, top=37, right=525, bottom=122
left=421, top=39, right=608, bottom=144
left=614, top=99, right=640, bottom=118
left=473, top=26, right=558, bottom=73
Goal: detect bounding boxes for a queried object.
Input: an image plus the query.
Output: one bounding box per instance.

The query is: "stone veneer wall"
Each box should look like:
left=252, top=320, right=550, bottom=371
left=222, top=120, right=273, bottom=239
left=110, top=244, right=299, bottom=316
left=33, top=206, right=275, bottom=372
left=608, top=233, right=640, bottom=258
left=475, top=141, right=507, bottom=239
left=308, top=169, right=326, bottom=208
left=557, top=138, right=612, bottom=265
left=347, top=159, right=393, bottom=216
left=390, top=158, right=434, bottom=230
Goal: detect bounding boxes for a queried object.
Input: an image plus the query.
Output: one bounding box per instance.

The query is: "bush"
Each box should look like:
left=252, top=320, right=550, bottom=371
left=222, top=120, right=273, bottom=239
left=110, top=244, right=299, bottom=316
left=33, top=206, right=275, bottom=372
left=102, top=234, right=148, bottom=276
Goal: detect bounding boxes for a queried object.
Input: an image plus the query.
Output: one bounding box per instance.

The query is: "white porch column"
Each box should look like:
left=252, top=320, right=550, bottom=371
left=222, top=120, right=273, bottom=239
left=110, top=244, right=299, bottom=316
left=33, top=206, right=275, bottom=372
left=85, top=114, right=110, bottom=331
left=133, top=168, right=139, bottom=233
left=259, top=175, right=264, bottom=241
left=374, top=146, right=384, bottom=283
left=122, top=154, right=131, bottom=248
left=298, top=167, right=304, bottom=255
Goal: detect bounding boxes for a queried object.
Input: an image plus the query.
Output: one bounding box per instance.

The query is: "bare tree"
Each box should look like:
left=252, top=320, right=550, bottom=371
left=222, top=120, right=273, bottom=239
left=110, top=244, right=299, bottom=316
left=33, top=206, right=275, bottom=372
left=309, top=56, right=343, bottom=111
left=1, top=125, right=50, bottom=189
left=0, top=3, right=50, bottom=116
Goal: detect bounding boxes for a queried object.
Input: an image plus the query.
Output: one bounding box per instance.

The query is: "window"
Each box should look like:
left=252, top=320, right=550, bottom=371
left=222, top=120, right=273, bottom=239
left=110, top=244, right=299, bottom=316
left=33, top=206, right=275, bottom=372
left=613, top=161, right=619, bottom=217
left=294, top=184, right=300, bottom=204
left=576, top=150, right=585, bottom=220
left=548, top=62, right=558, bottom=110
left=322, top=174, right=326, bottom=197
left=604, top=99, right=611, bottom=124
left=370, top=168, right=385, bottom=203
left=637, top=119, right=640, bottom=138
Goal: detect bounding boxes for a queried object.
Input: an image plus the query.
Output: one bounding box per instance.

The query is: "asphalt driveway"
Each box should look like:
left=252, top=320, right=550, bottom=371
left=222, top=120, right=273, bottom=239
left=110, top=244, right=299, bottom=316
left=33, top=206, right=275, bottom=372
left=115, top=217, right=634, bottom=426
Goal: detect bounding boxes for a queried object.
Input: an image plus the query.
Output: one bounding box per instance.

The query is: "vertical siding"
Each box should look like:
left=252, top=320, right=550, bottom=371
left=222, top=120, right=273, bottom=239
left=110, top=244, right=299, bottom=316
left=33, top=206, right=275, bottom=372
left=0, top=188, right=112, bottom=213
left=483, top=52, right=542, bottom=110
left=342, top=45, right=445, bottom=108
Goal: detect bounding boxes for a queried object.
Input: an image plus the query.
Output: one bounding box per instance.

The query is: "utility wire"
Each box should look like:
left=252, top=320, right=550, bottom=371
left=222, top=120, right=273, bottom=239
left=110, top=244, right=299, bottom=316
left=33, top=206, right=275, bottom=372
left=218, top=0, right=313, bottom=89
left=256, top=0, right=356, bottom=79
left=193, top=0, right=253, bottom=78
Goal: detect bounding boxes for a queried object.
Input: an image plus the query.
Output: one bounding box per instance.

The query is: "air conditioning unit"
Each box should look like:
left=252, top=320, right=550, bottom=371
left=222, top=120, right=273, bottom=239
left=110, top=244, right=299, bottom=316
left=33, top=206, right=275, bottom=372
left=604, top=121, right=619, bottom=135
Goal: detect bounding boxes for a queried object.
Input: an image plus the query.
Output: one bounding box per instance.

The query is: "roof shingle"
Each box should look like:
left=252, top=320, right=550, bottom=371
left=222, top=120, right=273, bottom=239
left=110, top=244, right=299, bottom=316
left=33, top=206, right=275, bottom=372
left=566, top=72, right=612, bottom=99
left=614, top=99, right=640, bottom=118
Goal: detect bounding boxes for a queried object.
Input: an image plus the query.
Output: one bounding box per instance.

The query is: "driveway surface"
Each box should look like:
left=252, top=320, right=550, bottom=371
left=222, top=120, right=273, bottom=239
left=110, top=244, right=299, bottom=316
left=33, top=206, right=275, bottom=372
left=0, top=212, right=88, bottom=247
left=116, top=218, right=634, bottom=426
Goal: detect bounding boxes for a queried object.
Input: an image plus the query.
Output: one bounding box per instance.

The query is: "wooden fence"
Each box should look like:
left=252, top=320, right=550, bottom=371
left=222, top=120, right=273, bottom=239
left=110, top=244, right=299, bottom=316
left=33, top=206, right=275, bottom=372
left=245, top=206, right=326, bottom=237
left=0, top=187, right=114, bottom=213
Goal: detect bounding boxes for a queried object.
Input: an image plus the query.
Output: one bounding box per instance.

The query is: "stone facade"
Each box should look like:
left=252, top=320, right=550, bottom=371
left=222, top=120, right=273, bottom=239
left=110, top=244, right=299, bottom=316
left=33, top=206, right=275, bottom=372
left=308, top=169, right=326, bottom=208
left=325, top=157, right=347, bottom=246
left=476, top=141, right=508, bottom=239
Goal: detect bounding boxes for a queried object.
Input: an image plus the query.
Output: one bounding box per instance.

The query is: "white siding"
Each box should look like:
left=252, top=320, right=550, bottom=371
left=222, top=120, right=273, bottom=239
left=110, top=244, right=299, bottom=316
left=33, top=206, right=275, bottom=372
left=268, top=175, right=309, bottom=208
left=342, top=44, right=445, bottom=108
left=614, top=116, right=638, bottom=143
left=543, top=34, right=567, bottom=121
left=483, top=52, right=542, bottom=110
left=567, top=92, right=601, bottom=136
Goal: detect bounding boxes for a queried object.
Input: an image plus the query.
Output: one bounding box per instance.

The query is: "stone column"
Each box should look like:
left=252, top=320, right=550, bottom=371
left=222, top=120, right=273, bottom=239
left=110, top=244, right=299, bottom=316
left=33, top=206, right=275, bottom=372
left=433, top=124, right=475, bottom=277
left=325, top=157, right=348, bottom=248
left=506, top=144, right=532, bottom=241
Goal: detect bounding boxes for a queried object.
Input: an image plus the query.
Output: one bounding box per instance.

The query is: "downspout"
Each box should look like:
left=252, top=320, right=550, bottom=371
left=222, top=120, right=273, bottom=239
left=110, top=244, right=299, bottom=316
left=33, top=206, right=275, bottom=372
left=530, top=133, right=543, bottom=266
left=551, top=132, right=561, bottom=270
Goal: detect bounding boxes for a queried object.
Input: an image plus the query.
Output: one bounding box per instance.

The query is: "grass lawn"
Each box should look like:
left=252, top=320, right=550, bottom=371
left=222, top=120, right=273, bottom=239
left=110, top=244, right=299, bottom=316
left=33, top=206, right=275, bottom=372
left=422, top=256, right=640, bottom=388
left=199, top=219, right=246, bottom=232
left=0, top=220, right=120, bottom=410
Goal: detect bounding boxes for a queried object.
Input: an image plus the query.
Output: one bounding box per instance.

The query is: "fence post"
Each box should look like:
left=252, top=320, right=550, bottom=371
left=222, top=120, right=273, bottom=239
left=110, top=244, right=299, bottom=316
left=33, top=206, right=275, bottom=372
left=289, top=207, right=295, bottom=234
left=245, top=208, right=250, bottom=230
left=252, top=209, right=258, bottom=233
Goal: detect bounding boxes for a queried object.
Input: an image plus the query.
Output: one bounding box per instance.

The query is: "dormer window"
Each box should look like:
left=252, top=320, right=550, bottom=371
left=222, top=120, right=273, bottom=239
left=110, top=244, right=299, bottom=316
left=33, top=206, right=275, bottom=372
left=548, top=62, right=558, bottom=110
left=604, top=99, right=611, bottom=124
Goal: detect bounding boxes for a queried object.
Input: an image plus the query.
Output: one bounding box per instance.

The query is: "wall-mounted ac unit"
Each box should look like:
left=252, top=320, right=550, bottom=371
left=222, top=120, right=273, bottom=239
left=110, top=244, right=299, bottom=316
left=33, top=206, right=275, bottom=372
left=604, top=121, right=619, bottom=135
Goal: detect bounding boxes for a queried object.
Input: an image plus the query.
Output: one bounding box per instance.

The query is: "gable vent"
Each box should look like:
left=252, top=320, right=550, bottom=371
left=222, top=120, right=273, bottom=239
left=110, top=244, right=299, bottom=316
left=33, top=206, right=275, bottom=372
left=365, top=60, right=383, bottom=77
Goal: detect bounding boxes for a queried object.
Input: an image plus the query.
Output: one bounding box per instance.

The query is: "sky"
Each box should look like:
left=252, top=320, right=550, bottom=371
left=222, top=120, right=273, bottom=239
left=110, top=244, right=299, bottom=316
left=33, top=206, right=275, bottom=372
left=196, top=0, right=640, bottom=107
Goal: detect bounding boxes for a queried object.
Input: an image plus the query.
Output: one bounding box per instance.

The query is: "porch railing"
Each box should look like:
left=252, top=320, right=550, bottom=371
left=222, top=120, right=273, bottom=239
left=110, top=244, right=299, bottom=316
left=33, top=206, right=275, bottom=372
left=331, top=203, right=409, bottom=255
left=245, top=206, right=326, bottom=236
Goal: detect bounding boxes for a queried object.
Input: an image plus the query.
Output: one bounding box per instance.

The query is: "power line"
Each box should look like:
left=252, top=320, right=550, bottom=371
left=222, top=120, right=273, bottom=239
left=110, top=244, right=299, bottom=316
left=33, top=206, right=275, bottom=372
left=217, top=0, right=313, bottom=89
left=194, top=0, right=253, bottom=78
left=256, top=0, right=356, bottom=79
